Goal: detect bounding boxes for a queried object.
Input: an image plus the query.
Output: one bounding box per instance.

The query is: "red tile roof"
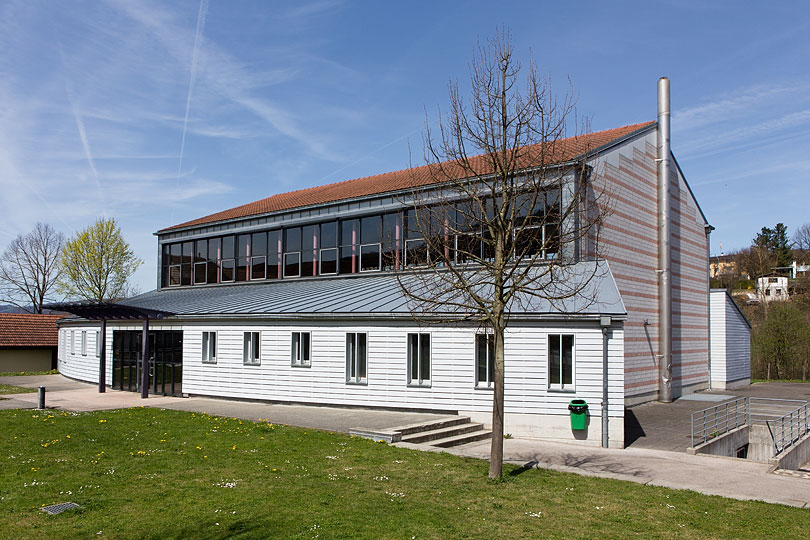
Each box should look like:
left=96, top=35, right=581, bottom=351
left=0, top=314, right=63, bottom=348
left=161, top=121, right=655, bottom=232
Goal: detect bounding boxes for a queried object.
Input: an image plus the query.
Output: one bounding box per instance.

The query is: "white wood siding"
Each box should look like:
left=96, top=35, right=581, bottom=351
left=709, top=290, right=751, bottom=387
left=58, top=320, right=624, bottom=420
left=58, top=325, right=104, bottom=384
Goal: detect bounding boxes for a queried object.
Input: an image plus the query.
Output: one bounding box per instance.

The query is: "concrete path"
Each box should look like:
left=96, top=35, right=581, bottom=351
left=433, top=438, right=810, bottom=508
left=0, top=374, right=454, bottom=431
left=3, top=375, right=809, bottom=508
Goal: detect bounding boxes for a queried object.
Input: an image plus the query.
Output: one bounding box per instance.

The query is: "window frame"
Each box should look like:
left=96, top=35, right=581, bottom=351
left=168, top=264, right=181, bottom=286
left=407, top=332, right=431, bottom=387
left=345, top=332, right=368, bottom=385
left=201, top=331, right=217, bottom=364
left=359, top=243, right=382, bottom=272
left=548, top=333, right=575, bottom=392
left=243, top=331, right=261, bottom=366
left=475, top=333, right=495, bottom=389
left=290, top=331, right=312, bottom=367
left=220, top=259, right=236, bottom=283
left=250, top=255, right=267, bottom=280
left=319, top=247, right=338, bottom=275
left=193, top=261, right=208, bottom=284
left=283, top=252, right=301, bottom=278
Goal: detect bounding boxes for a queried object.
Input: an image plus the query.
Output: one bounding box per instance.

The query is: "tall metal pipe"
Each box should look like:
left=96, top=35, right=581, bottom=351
left=600, top=315, right=611, bottom=448
left=657, top=77, right=673, bottom=403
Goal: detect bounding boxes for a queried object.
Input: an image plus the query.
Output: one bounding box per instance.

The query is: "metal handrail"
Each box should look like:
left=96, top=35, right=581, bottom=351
left=690, top=397, right=748, bottom=448
left=766, top=402, right=810, bottom=455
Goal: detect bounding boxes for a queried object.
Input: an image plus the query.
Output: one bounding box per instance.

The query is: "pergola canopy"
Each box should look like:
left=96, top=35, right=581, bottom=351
left=44, top=302, right=174, bottom=321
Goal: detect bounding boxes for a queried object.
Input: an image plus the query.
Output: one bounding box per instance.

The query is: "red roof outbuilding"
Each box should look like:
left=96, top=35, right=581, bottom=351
left=0, top=314, right=63, bottom=348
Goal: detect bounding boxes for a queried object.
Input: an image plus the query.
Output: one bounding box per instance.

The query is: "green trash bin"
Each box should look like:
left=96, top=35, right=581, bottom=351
left=568, top=399, right=588, bottom=430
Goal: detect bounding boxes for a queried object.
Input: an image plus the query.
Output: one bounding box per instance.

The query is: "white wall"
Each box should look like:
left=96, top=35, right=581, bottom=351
left=58, top=319, right=625, bottom=446
left=709, top=290, right=751, bottom=389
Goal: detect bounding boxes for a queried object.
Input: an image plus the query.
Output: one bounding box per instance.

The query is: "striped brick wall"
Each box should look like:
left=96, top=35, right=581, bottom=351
left=589, top=130, right=709, bottom=404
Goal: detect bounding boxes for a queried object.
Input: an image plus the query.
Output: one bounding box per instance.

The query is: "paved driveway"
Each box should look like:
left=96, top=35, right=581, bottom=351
left=626, top=382, right=810, bottom=452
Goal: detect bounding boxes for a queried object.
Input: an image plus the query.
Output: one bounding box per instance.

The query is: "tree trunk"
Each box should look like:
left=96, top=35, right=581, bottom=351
left=488, top=322, right=505, bottom=479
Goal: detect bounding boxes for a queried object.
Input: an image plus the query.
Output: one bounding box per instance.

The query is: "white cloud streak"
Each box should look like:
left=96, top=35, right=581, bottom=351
left=177, top=0, right=209, bottom=177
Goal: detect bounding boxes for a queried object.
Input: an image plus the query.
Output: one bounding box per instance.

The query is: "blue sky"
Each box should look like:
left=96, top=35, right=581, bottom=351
left=1, top=0, right=808, bottom=293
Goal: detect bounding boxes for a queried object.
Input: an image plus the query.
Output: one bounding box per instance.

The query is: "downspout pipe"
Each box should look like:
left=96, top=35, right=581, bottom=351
left=657, top=77, right=673, bottom=403
left=600, top=316, right=611, bottom=448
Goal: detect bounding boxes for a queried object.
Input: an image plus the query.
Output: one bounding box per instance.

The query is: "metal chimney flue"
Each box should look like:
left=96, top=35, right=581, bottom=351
left=657, top=77, right=673, bottom=403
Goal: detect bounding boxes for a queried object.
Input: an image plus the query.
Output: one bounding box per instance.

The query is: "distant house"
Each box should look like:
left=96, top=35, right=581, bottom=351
left=710, top=254, right=745, bottom=279
left=756, top=273, right=789, bottom=302
left=0, top=314, right=62, bottom=373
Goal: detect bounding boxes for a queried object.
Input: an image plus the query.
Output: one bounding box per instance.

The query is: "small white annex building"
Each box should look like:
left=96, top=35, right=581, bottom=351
left=709, top=289, right=751, bottom=389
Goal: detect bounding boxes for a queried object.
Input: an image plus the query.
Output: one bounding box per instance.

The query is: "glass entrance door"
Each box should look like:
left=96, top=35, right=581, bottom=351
left=112, top=330, right=183, bottom=396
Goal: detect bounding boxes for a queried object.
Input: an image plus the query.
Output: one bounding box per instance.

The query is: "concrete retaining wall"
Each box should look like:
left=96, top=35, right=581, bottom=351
left=688, top=425, right=749, bottom=458
left=770, top=431, right=810, bottom=471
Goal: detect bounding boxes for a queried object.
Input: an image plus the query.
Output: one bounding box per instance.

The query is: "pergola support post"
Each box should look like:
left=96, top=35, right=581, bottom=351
left=98, top=319, right=107, bottom=393
left=141, top=319, right=150, bottom=399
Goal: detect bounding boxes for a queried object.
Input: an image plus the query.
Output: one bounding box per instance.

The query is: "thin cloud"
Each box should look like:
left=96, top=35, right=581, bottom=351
left=673, top=82, right=810, bottom=132
left=177, top=0, right=209, bottom=177
left=106, top=0, right=343, bottom=162
left=678, top=108, right=810, bottom=159
left=281, top=0, right=343, bottom=21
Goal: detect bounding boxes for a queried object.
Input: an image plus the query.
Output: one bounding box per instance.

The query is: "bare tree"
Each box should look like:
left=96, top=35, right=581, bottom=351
left=793, top=222, right=810, bottom=263
left=397, top=32, right=607, bottom=479
left=0, top=223, right=65, bottom=313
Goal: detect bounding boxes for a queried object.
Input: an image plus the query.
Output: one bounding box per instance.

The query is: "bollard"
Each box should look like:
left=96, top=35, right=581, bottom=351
left=38, top=386, right=46, bottom=410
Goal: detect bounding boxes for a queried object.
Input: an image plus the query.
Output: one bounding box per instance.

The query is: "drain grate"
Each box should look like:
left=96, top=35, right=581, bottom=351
left=40, top=502, right=81, bottom=515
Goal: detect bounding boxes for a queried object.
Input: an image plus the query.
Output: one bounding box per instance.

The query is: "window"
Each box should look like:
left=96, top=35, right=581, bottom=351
left=194, top=239, right=208, bottom=284
left=359, top=215, right=381, bottom=272
left=345, top=332, right=367, bottom=384
left=291, top=331, right=311, bottom=367
left=548, top=334, right=574, bottom=391
left=339, top=219, right=359, bottom=274
left=202, top=332, right=217, bottom=364
left=95, top=331, right=101, bottom=357
left=407, top=333, right=430, bottom=386
left=251, top=231, right=267, bottom=280
left=80, top=331, right=87, bottom=356
left=71, top=331, right=75, bottom=355
left=284, top=228, right=302, bottom=278
left=243, top=331, right=260, bottom=365
left=475, top=334, right=495, bottom=387
left=319, top=221, right=338, bottom=275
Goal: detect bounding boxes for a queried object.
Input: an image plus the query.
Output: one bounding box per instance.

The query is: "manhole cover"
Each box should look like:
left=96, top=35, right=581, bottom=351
left=40, top=502, right=81, bottom=515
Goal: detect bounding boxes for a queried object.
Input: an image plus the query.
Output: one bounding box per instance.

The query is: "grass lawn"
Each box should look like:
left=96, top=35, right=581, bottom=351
left=0, top=409, right=806, bottom=540
left=752, top=379, right=809, bottom=384
left=0, top=383, right=36, bottom=395
left=0, top=369, right=58, bottom=377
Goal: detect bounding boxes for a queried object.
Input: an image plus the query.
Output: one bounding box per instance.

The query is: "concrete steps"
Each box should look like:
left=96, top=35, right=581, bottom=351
left=401, top=421, right=487, bottom=444
left=349, top=415, right=491, bottom=448
left=399, top=417, right=491, bottom=448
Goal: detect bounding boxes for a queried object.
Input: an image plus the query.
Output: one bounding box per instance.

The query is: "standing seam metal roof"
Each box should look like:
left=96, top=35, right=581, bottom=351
left=114, top=261, right=626, bottom=320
